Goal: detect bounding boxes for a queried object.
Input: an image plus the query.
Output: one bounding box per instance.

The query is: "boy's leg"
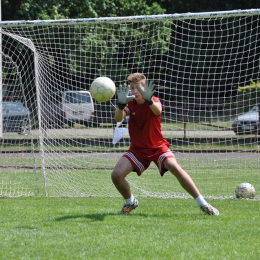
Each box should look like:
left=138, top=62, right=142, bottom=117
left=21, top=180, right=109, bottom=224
left=111, top=156, right=139, bottom=214
left=164, top=157, right=200, bottom=198
left=164, top=157, right=219, bottom=215
left=111, top=156, right=133, bottom=199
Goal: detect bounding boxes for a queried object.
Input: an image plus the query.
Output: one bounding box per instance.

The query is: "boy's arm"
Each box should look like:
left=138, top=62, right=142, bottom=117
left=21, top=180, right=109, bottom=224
left=115, top=83, right=134, bottom=122
left=115, top=108, right=126, bottom=122
left=147, top=101, right=162, bottom=116
left=137, top=81, right=161, bottom=115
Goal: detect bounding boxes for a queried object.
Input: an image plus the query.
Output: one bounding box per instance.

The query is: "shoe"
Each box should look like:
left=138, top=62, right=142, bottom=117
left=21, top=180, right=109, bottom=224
left=118, top=199, right=139, bottom=214
left=200, top=203, right=219, bottom=216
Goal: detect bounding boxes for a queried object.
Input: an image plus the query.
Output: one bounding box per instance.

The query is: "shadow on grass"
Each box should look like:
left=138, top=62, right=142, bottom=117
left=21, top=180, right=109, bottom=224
left=54, top=212, right=189, bottom=222
left=55, top=212, right=149, bottom=222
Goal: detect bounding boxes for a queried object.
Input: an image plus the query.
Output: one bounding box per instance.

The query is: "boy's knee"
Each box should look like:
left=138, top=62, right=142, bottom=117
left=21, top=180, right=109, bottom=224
left=111, top=169, right=121, bottom=182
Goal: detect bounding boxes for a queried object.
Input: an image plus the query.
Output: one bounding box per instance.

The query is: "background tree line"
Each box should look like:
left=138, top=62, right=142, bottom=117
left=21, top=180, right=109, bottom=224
left=2, top=0, right=260, bottom=20
left=2, top=0, right=260, bottom=106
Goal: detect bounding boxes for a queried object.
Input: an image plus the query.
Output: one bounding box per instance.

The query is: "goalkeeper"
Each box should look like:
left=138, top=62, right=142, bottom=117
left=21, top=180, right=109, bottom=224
left=112, top=72, right=219, bottom=216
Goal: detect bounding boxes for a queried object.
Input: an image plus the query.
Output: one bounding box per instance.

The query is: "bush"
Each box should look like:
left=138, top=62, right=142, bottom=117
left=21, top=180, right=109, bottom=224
left=237, top=79, right=260, bottom=103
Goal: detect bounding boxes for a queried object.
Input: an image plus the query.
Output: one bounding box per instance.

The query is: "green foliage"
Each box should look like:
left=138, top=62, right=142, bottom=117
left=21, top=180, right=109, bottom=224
left=237, top=79, right=260, bottom=102
left=0, top=197, right=259, bottom=259
left=3, top=0, right=165, bottom=20
left=2, top=0, right=167, bottom=82
left=71, top=21, right=171, bottom=79
left=31, top=18, right=171, bottom=82
left=3, top=0, right=260, bottom=21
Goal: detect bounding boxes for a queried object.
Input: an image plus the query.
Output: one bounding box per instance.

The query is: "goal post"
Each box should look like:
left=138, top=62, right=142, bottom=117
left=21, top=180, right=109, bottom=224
left=0, top=9, right=259, bottom=199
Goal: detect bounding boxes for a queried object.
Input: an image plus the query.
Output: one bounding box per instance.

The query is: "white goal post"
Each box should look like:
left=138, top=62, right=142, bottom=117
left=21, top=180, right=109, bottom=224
left=0, top=9, right=259, bottom=199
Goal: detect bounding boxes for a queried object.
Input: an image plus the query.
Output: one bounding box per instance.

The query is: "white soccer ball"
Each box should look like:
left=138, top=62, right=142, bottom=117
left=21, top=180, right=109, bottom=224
left=235, top=182, right=255, bottom=199
left=90, top=77, right=116, bottom=102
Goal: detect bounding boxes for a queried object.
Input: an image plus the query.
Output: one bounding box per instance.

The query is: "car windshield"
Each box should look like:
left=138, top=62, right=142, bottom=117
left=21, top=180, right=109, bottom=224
left=250, top=106, right=258, bottom=112
left=3, top=102, right=23, bottom=111
left=65, top=92, right=91, bottom=103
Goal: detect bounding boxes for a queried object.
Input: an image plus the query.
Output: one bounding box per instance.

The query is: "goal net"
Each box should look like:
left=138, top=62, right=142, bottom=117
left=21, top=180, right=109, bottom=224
left=0, top=9, right=259, bottom=199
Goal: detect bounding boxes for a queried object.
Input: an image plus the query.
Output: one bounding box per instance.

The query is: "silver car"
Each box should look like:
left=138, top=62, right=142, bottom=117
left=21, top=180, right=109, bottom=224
left=232, top=105, right=259, bottom=134
left=2, top=101, right=30, bottom=134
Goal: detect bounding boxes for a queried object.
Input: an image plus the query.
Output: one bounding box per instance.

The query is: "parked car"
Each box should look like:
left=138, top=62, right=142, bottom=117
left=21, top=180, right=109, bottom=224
left=2, top=101, right=30, bottom=134
left=46, top=91, right=95, bottom=128
left=232, top=105, right=259, bottom=134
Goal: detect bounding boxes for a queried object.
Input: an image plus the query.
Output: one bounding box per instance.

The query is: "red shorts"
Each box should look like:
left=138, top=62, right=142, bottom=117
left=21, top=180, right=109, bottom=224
left=123, top=146, right=175, bottom=176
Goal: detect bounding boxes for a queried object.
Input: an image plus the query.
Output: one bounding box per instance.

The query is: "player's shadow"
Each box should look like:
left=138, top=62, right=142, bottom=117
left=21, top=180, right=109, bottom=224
left=54, top=212, right=181, bottom=222
left=55, top=212, right=150, bottom=222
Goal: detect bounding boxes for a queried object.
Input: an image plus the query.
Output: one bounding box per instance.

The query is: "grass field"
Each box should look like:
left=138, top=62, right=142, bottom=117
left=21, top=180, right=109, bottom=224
left=0, top=151, right=259, bottom=198
left=1, top=122, right=259, bottom=259
left=0, top=197, right=259, bottom=260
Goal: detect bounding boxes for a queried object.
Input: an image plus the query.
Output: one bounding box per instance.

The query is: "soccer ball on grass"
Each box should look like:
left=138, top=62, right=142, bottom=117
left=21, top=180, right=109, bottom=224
left=90, top=77, right=116, bottom=102
left=235, top=182, right=255, bottom=199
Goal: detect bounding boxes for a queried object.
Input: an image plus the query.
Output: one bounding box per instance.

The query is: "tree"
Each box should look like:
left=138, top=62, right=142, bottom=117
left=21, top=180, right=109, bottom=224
left=2, top=0, right=168, bottom=86
left=2, top=0, right=165, bottom=21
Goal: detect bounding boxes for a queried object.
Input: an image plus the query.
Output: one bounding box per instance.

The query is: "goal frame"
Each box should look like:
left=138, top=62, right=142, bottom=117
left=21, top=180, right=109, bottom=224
left=0, top=8, right=259, bottom=199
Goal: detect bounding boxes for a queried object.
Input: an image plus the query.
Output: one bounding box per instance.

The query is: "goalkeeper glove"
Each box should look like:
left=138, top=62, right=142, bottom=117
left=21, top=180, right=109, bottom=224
left=116, top=83, right=135, bottom=110
left=137, top=81, right=155, bottom=105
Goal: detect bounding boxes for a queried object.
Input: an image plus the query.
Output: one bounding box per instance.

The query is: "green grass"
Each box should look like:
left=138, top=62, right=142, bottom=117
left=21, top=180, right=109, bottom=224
left=1, top=122, right=259, bottom=259
left=1, top=142, right=260, bottom=153
left=161, top=120, right=233, bottom=130
left=0, top=154, right=259, bottom=198
left=0, top=197, right=259, bottom=260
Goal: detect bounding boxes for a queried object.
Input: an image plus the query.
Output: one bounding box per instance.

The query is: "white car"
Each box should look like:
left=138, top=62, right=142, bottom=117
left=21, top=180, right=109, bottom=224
left=232, top=105, right=259, bottom=134
left=46, top=91, right=95, bottom=128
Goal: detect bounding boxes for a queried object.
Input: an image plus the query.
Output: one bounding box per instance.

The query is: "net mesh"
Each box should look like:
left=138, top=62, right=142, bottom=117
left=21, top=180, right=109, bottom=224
left=0, top=10, right=259, bottom=199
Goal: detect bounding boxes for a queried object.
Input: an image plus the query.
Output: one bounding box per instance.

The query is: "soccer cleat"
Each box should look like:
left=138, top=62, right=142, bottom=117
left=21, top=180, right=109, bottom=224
left=119, top=199, right=139, bottom=214
left=200, top=203, right=219, bottom=216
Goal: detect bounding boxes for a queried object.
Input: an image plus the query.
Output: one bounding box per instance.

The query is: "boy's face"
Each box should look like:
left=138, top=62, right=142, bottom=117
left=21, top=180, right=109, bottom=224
left=129, top=81, right=145, bottom=103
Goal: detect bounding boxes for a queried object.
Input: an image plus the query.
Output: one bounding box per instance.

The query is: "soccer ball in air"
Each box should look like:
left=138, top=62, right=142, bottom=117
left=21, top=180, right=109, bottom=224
left=90, top=77, right=116, bottom=102
left=235, top=182, right=255, bottom=199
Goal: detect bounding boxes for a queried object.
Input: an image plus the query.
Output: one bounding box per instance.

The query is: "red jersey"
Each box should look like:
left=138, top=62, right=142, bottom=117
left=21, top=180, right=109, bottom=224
left=124, top=97, right=170, bottom=150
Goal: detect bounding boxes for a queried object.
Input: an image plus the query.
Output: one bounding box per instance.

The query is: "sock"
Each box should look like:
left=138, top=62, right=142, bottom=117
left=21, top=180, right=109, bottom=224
left=195, top=195, right=208, bottom=207
left=125, top=194, right=135, bottom=205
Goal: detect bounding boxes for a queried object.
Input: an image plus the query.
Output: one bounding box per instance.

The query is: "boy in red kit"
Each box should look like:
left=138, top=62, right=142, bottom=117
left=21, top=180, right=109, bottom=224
left=111, top=73, right=219, bottom=215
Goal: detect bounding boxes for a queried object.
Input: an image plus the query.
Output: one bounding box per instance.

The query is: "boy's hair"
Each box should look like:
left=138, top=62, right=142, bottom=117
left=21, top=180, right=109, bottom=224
left=127, top=73, right=146, bottom=86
